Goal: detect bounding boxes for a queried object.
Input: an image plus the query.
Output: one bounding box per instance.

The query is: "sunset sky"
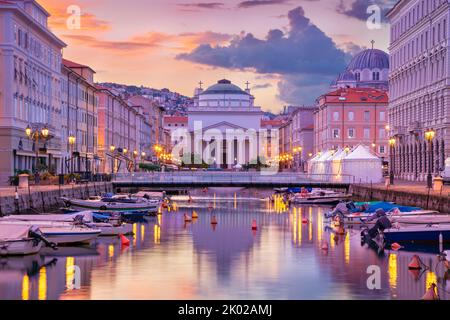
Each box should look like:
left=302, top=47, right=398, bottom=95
left=39, top=0, right=394, bottom=113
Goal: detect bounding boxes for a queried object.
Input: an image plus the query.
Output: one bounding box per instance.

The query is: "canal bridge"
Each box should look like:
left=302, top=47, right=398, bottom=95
left=112, top=172, right=353, bottom=190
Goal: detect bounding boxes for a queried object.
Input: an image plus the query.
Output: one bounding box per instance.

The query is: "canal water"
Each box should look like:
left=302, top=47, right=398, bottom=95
left=0, top=189, right=449, bottom=300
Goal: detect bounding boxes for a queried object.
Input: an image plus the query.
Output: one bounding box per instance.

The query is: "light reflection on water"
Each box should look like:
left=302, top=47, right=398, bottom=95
left=0, top=194, right=449, bottom=300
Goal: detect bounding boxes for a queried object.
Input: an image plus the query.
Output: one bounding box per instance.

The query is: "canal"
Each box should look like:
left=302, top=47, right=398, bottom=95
left=0, top=188, right=449, bottom=300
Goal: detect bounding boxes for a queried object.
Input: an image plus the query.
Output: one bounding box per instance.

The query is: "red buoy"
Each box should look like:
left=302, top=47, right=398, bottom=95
left=251, top=220, right=258, bottom=231
left=120, top=234, right=130, bottom=246
left=408, top=255, right=422, bottom=270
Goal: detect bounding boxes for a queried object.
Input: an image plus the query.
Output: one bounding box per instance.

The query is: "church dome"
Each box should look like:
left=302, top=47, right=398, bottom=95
left=202, top=79, right=249, bottom=95
left=347, top=49, right=389, bottom=71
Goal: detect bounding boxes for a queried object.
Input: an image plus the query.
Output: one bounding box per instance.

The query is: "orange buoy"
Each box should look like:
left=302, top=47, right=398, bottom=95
left=408, top=255, right=422, bottom=270
left=184, top=214, right=192, bottom=222
left=422, top=284, right=439, bottom=300
left=211, top=216, right=218, bottom=225
left=251, top=220, right=258, bottom=231
left=120, top=234, right=130, bottom=246
left=391, top=243, right=402, bottom=251
left=192, top=211, right=198, bottom=219
left=321, top=240, right=329, bottom=250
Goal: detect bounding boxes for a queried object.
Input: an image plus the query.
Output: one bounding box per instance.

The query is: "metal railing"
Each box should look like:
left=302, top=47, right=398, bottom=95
left=112, top=172, right=354, bottom=185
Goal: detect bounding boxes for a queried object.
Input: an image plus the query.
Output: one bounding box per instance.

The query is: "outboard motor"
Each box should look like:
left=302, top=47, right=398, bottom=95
left=365, top=208, right=387, bottom=223
left=29, top=226, right=57, bottom=250
left=361, top=214, right=392, bottom=242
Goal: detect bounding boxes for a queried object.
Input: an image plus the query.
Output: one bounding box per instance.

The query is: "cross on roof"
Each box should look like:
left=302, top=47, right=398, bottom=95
left=371, top=40, right=375, bottom=49
left=245, top=81, right=250, bottom=90
left=198, top=81, right=203, bottom=89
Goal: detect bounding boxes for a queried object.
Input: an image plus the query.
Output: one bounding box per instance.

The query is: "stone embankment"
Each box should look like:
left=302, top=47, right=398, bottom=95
left=351, top=183, right=450, bottom=213
left=0, top=182, right=113, bottom=215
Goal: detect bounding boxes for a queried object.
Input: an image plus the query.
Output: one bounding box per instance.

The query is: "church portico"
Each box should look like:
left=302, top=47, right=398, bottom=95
left=184, top=79, right=270, bottom=169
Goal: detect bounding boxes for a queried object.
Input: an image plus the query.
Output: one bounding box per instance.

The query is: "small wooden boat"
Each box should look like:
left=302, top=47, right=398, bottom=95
left=0, top=225, right=46, bottom=256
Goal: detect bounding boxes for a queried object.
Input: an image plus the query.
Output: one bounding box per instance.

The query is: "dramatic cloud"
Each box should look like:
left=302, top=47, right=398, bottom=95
left=177, top=6, right=351, bottom=104
left=62, top=31, right=232, bottom=53
left=337, top=0, right=397, bottom=22
left=177, top=2, right=225, bottom=10
left=238, top=0, right=291, bottom=9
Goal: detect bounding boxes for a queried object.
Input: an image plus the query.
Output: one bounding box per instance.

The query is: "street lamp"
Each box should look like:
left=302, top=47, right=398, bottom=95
left=425, top=129, right=436, bottom=189
left=68, top=135, right=76, bottom=174
left=110, top=145, right=116, bottom=153
left=25, top=125, right=51, bottom=184
left=389, top=137, right=396, bottom=185
left=123, top=148, right=128, bottom=155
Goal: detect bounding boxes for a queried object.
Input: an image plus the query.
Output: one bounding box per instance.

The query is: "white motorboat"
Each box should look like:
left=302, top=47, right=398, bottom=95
left=0, top=220, right=100, bottom=245
left=61, top=196, right=159, bottom=212
left=1, top=212, right=132, bottom=237
left=291, top=189, right=351, bottom=205
left=0, top=224, right=45, bottom=256
left=339, top=210, right=440, bottom=225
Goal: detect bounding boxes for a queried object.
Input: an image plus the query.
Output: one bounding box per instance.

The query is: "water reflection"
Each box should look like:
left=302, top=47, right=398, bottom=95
left=0, top=194, right=449, bottom=300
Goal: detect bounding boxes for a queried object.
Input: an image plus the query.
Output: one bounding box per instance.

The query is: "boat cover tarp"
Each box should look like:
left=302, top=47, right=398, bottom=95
left=0, top=224, right=31, bottom=240
left=354, top=201, right=421, bottom=213
left=1, top=212, right=94, bottom=223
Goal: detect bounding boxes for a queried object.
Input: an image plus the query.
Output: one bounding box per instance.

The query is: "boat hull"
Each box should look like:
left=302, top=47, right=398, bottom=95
left=39, top=228, right=101, bottom=245
left=384, top=228, right=450, bottom=244
left=0, top=239, right=42, bottom=256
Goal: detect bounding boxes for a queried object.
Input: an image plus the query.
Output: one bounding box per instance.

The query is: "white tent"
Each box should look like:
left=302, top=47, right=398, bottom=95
left=308, top=153, right=321, bottom=174
left=341, top=145, right=383, bottom=183
left=329, top=149, right=349, bottom=182
left=315, top=150, right=335, bottom=177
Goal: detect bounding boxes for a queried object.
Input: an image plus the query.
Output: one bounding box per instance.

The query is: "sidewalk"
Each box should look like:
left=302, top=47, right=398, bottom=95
left=0, top=182, right=112, bottom=197
left=365, top=180, right=450, bottom=197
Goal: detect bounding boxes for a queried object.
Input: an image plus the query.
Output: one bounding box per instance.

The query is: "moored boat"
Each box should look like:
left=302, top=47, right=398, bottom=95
left=61, top=196, right=159, bottom=213
left=0, top=220, right=100, bottom=245
left=0, top=225, right=48, bottom=256
left=291, top=189, right=351, bottom=205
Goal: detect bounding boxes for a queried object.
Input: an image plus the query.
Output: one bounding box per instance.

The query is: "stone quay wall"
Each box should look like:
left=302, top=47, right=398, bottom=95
left=0, top=182, right=113, bottom=215
left=350, top=185, right=450, bottom=214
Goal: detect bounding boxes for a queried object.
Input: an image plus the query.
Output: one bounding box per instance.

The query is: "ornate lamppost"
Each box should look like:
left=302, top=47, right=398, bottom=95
left=68, top=134, right=76, bottom=174
left=25, top=125, right=50, bottom=184
left=389, top=138, right=396, bottom=185
left=110, top=145, right=116, bottom=174
left=425, top=129, right=436, bottom=189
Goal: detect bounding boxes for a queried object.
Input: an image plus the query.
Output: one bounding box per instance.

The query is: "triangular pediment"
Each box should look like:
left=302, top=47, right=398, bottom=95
left=201, top=121, right=248, bottom=131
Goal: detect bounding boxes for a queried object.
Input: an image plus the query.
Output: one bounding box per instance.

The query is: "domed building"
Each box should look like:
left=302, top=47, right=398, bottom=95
left=331, top=48, right=389, bottom=91
left=183, top=79, right=265, bottom=169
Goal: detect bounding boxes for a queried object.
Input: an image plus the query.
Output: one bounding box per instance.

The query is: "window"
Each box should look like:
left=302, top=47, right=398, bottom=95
left=333, top=129, right=340, bottom=139
left=364, top=128, right=370, bottom=139
left=348, top=111, right=354, bottom=121
left=379, top=128, right=386, bottom=139
left=333, top=111, right=339, bottom=121
left=348, top=128, right=355, bottom=138
left=379, top=146, right=386, bottom=154
left=379, top=111, right=386, bottom=121
left=364, top=111, right=370, bottom=121
left=372, top=72, right=380, bottom=81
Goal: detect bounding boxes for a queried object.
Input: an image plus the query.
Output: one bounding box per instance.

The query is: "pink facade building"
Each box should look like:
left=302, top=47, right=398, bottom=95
left=314, top=88, right=389, bottom=158
left=387, top=0, right=450, bottom=181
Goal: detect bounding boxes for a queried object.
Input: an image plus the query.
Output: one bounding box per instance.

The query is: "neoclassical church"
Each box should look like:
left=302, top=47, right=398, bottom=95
left=331, top=48, right=390, bottom=91
left=184, top=79, right=266, bottom=168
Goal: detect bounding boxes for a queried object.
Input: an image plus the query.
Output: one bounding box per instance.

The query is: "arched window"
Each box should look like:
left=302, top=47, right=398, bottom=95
left=355, top=72, right=361, bottom=81
left=372, top=72, right=380, bottom=81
